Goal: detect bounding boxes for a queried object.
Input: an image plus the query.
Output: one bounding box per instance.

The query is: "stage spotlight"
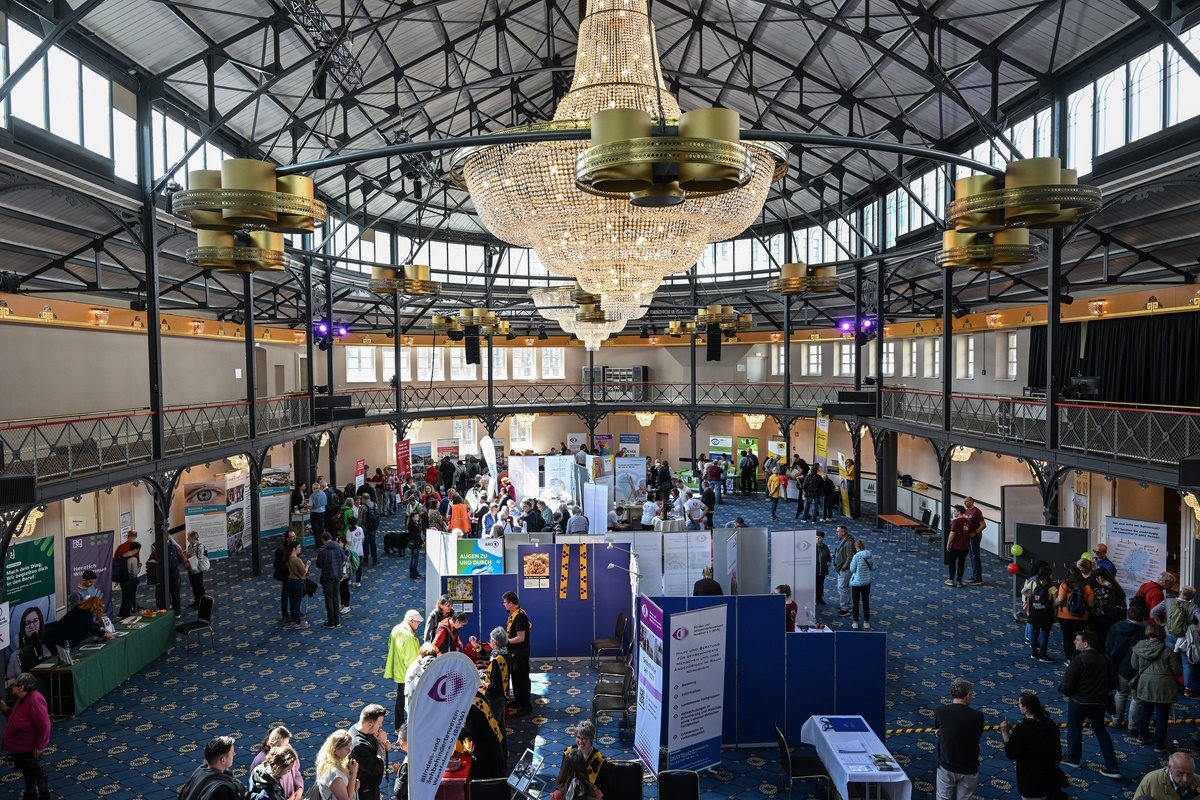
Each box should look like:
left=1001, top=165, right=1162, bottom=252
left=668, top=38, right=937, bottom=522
left=336, top=324, right=349, bottom=337
left=537, top=324, right=548, bottom=340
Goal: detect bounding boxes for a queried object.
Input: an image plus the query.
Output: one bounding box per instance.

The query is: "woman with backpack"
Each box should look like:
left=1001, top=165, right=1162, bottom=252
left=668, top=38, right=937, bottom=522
left=1024, top=564, right=1057, bottom=663
left=1054, top=565, right=1095, bottom=662
left=999, top=691, right=1063, bottom=800
left=1152, top=585, right=1200, bottom=698
left=1087, top=566, right=1127, bottom=650
left=849, top=539, right=875, bottom=630
left=185, top=531, right=210, bottom=610
left=1130, top=622, right=1182, bottom=753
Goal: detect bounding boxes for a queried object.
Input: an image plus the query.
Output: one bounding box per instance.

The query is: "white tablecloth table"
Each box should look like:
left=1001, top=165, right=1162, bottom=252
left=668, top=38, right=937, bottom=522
left=653, top=516, right=686, bottom=532
left=800, top=715, right=912, bottom=800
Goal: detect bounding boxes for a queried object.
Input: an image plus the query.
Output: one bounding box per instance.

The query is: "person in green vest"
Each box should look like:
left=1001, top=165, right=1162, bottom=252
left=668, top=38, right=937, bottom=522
left=383, top=609, right=423, bottom=731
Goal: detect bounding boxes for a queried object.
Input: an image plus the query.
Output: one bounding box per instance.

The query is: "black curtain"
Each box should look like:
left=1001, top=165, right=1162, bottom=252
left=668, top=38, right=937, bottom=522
left=1026, top=313, right=1200, bottom=406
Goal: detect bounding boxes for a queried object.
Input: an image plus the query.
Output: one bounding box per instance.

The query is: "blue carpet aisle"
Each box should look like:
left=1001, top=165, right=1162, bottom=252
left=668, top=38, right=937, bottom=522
left=7, top=493, right=1194, bottom=799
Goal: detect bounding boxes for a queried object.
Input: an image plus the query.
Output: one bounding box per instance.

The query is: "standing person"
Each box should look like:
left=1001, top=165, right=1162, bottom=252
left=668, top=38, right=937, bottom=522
left=248, top=746, right=297, bottom=800
left=793, top=459, right=810, bottom=520
left=1107, top=604, right=1148, bottom=730
left=449, top=494, right=472, bottom=536
left=1137, top=572, right=1180, bottom=626
left=404, top=644, right=439, bottom=718
left=433, top=613, right=467, bottom=655
left=999, top=691, right=1063, bottom=800
left=273, top=530, right=298, bottom=624
left=1088, top=567, right=1127, bottom=651
left=1132, top=753, right=1198, bottom=800
left=801, top=466, right=823, bottom=522
left=149, top=534, right=186, bottom=616
left=748, top=448, right=760, bottom=494
left=832, top=525, right=854, bottom=618
left=309, top=484, right=327, bottom=543
left=247, top=727, right=303, bottom=800
left=963, top=496, right=986, bottom=585
left=683, top=491, right=707, bottom=531
left=484, top=628, right=511, bottom=743
left=815, top=530, right=831, bottom=607
left=405, top=510, right=423, bottom=581
left=459, top=687, right=507, bottom=779
left=1091, top=543, right=1115, bottom=575
left=705, top=461, right=724, bottom=506
left=738, top=450, right=753, bottom=496
left=350, top=705, right=391, bottom=800
left=314, top=532, right=345, bottom=629
left=655, top=460, right=673, bottom=501
left=822, top=471, right=838, bottom=521
left=176, top=735, right=243, bottom=800
left=285, top=540, right=310, bottom=630
left=504, top=591, right=533, bottom=716
left=692, top=566, right=723, bottom=596
left=439, top=456, right=456, bottom=496
left=701, top=480, right=717, bottom=530
left=945, top=505, right=970, bottom=588
left=345, top=517, right=365, bottom=586
left=767, top=467, right=782, bottom=520
left=67, top=570, right=102, bottom=608
left=383, top=469, right=399, bottom=517
left=116, top=541, right=143, bottom=617
left=360, top=497, right=381, bottom=567
left=337, top=535, right=357, bottom=614
left=1131, top=622, right=1183, bottom=754
left=424, top=595, right=453, bottom=642
left=114, top=528, right=139, bottom=560
left=384, top=610, right=423, bottom=727
left=1, top=673, right=51, bottom=800
left=1055, top=565, right=1095, bottom=662
left=1059, top=630, right=1121, bottom=779
left=185, top=531, right=210, bottom=609
left=933, top=678, right=985, bottom=800
left=775, top=585, right=798, bottom=632
left=314, top=730, right=358, bottom=800
left=849, top=539, right=876, bottom=630
left=844, top=459, right=857, bottom=516
left=1024, top=564, right=1057, bottom=663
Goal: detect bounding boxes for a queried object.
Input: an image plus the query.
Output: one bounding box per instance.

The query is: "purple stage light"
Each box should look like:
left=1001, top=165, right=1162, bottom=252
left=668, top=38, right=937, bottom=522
left=840, top=321, right=852, bottom=332
left=318, top=322, right=329, bottom=334
left=862, top=319, right=874, bottom=329
left=337, top=325, right=348, bottom=337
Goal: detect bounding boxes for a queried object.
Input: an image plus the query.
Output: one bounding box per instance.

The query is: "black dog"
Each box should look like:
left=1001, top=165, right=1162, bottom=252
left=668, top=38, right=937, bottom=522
left=383, top=532, right=407, bottom=555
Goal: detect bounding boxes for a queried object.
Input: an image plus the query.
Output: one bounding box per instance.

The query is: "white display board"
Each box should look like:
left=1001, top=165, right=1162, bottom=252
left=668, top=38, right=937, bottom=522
left=662, top=530, right=713, bottom=595
left=542, top=456, right=575, bottom=506
left=769, top=529, right=819, bottom=627
left=508, top=456, right=541, bottom=506
left=582, top=482, right=608, bottom=535
left=665, top=604, right=727, bottom=772
left=1106, top=516, right=1168, bottom=595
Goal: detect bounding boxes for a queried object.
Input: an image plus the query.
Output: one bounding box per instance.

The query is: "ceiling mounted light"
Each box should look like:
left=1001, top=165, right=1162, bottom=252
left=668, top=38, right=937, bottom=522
left=451, top=0, right=784, bottom=339
left=767, top=262, right=841, bottom=295
left=408, top=419, right=423, bottom=438
left=89, top=307, right=110, bottom=326
left=1088, top=298, right=1108, bottom=317
left=744, top=414, right=766, bottom=430
left=228, top=454, right=251, bottom=471
left=985, top=313, right=1001, bottom=329
left=635, top=411, right=656, bottom=427
left=950, top=446, right=975, bottom=462
left=770, top=332, right=781, bottom=343
left=515, top=413, right=537, bottom=427
left=190, top=320, right=205, bottom=335
left=403, top=335, right=415, bottom=346
left=370, top=263, right=441, bottom=297
left=524, top=337, right=535, bottom=347
left=294, top=331, right=305, bottom=344
left=649, top=335, right=659, bottom=345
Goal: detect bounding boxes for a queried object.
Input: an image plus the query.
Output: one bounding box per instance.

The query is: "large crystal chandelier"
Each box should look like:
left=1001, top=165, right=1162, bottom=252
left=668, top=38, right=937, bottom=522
left=452, top=0, right=783, bottom=334
left=530, top=284, right=623, bottom=351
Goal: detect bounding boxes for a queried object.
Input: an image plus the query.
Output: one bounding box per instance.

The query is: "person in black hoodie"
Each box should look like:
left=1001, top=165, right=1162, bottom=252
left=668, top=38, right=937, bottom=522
left=1106, top=604, right=1148, bottom=729
left=177, top=736, right=245, bottom=800
left=350, top=705, right=391, bottom=800
left=1000, top=691, right=1063, bottom=800
left=1058, top=630, right=1120, bottom=779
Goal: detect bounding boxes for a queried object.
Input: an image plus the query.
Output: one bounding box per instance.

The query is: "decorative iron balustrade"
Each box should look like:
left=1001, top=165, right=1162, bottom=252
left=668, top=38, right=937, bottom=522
left=880, top=389, right=944, bottom=427
left=163, top=402, right=252, bottom=456
left=1059, top=402, right=1200, bottom=467
left=880, top=390, right=1048, bottom=446
left=0, top=411, right=156, bottom=482
left=256, top=396, right=313, bottom=434
left=790, top=384, right=843, bottom=409
left=347, top=388, right=398, bottom=414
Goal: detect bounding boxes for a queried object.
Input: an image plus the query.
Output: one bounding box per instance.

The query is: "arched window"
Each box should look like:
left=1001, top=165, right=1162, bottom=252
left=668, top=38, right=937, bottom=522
left=1130, top=48, right=1163, bottom=141
left=1168, top=26, right=1200, bottom=126
left=1095, top=65, right=1127, bottom=155
left=1066, top=85, right=1094, bottom=175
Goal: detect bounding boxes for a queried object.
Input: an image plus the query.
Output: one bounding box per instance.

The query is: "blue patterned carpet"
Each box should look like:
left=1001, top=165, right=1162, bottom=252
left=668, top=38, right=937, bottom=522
left=7, top=493, right=1194, bottom=799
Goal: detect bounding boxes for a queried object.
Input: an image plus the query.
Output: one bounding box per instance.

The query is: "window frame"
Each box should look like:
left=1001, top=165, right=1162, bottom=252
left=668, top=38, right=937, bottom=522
left=541, top=347, right=565, bottom=380
left=345, top=346, right=377, bottom=383
left=512, top=347, right=538, bottom=381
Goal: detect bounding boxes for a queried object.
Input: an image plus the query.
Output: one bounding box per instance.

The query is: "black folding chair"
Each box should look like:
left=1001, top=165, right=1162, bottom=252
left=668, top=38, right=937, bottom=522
left=175, top=595, right=216, bottom=650
left=774, top=723, right=831, bottom=800
left=658, top=769, right=701, bottom=800
left=596, top=760, right=644, bottom=800
left=470, top=777, right=513, bottom=800
left=590, top=612, right=627, bottom=668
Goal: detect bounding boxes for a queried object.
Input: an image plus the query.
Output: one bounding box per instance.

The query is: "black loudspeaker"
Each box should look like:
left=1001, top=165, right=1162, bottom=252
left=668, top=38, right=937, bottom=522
left=464, top=327, right=481, bottom=365
left=1181, top=451, right=1200, bottom=488
left=705, top=323, right=721, bottom=362
left=0, top=475, right=37, bottom=506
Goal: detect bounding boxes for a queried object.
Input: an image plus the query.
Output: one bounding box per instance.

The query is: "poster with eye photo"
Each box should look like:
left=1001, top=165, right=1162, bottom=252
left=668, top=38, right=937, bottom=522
left=184, top=482, right=228, bottom=559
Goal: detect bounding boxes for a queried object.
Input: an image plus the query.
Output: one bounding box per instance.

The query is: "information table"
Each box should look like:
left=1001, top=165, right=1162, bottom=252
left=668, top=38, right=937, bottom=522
left=653, top=517, right=686, bottom=533
left=877, top=514, right=922, bottom=553
left=435, top=752, right=471, bottom=800
left=800, top=715, right=912, bottom=800
left=32, top=611, right=176, bottom=716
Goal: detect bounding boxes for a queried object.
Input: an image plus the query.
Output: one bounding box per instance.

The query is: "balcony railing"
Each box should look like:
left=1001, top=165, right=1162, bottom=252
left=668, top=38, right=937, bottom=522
left=0, top=396, right=313, bottom=484
left=880, top=389, right=1048, bottom=446
left=1060, top=402, right=1200, bottom=467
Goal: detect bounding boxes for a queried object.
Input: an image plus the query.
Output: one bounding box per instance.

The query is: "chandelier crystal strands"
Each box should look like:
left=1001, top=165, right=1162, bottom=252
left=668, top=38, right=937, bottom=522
left=452, top=0, right=784, bottom=335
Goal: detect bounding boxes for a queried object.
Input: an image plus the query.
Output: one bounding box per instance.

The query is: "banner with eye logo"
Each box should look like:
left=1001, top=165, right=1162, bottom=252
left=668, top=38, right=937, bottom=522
left=183, top=482, right=229, bottom=559
left=407, top=652, right=480, bottom=800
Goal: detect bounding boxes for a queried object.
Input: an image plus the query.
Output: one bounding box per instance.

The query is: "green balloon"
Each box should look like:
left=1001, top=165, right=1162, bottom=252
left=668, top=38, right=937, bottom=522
left=1082, top=551, right=1093, bottom=562
left=1010, top=544, right=1024, bottom=557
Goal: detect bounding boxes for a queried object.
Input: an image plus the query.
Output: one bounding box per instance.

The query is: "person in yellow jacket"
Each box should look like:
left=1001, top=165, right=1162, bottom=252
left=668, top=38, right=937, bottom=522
left=384, top=609, right=423, bottom=730
left=767, top=466, right=782, bottom=520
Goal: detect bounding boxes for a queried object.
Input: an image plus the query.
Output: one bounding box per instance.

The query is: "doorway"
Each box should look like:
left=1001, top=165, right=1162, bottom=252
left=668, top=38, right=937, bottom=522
left=254, top=346, right=268, bottom=398
left=273, top=365, right=286, bottom=396
left=656, top=432, right=668, bottom=461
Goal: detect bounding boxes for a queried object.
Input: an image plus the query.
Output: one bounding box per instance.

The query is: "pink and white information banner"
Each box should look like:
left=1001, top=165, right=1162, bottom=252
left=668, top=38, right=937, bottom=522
left=634, top=595, right=664, bottom=776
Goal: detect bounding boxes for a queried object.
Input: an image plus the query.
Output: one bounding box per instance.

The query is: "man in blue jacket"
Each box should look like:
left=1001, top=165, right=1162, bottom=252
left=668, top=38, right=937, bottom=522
left=314, top=532, right=346, bottom=629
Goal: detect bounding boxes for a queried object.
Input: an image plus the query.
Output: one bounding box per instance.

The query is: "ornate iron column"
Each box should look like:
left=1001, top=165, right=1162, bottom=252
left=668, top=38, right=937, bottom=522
left=136, top=82, right=165, bottom=462
left=244, top=273, right=258, bottom=439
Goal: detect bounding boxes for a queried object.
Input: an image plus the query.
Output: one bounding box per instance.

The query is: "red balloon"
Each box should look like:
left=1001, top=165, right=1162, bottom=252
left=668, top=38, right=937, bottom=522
left=1006, top=562, right=1020, bottom=574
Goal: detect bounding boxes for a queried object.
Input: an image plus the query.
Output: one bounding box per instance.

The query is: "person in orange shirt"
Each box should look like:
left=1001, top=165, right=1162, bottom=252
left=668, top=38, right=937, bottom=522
left=1054, top=565, right=1096, bottom=661
left=448, top=493, right=472, bottom=537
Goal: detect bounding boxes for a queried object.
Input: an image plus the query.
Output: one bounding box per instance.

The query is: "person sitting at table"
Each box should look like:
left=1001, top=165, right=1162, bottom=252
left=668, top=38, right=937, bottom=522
left=563, top=719, right=606, bottom=785
left=249, top=745, right=298, bottom=800
left=693, top=566, right=723, bottom=596
left=606, top=508, right=628, bottom=532
left=68, top=570, right=102, bottom=608
left=42, top=597, right=113, bottom=650
left=566, top=507, right=590, bottom=535
left=551, top=749, right=602, bottom=800
left=639, top=499, right=660, bottom=531
left=460, top=685, right=508, bottom=779
left=433, top=613, right=468, bottom=655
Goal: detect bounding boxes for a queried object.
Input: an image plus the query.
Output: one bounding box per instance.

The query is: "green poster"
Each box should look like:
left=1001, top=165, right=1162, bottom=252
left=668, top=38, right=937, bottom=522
left=4, top=537, right=55, bottom=605
left=736, top=436, right=760, bottom=458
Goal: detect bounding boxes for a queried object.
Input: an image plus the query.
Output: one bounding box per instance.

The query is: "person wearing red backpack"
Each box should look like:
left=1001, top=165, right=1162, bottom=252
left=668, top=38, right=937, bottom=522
left=1136, top=572, right=1180, bottom=626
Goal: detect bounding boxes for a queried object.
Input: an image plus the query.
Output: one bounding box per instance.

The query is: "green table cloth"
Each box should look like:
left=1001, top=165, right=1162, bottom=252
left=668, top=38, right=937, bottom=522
left=32, top=611, right=176, bottom=715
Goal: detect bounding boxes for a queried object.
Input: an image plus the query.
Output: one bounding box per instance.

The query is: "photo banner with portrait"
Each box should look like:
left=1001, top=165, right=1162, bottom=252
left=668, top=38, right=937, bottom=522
left=508, top=456, right=541, bottom=507
left=224, top=469, right=249, bottom=557
left=4, top=537, right=57, bottom=677
left=66, top=530, right=115, bottom=617
left=259, top=466, right=292, bottom=537
left=634, top=595, right=665, bottom=776
left=184, top=481, right=228, bottom=559
left=615, top=457, right=649, bottom=505
left=411, top=443, right=433, bottom=477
